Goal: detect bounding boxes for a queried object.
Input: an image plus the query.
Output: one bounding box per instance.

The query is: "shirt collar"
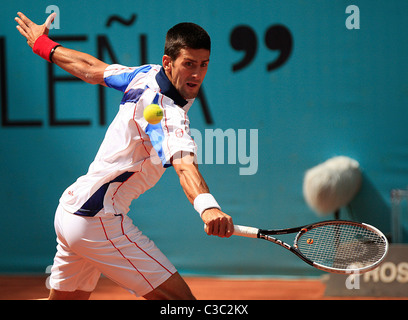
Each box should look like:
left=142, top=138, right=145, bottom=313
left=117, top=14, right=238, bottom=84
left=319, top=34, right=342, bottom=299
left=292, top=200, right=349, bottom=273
left=155, top=67, right=189, bottom=108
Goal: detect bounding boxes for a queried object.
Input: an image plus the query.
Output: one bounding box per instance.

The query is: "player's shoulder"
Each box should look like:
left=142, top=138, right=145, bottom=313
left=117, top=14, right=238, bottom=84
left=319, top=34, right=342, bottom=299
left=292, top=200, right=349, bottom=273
left=105, top=63, right=159, bottom=78
left=104, top=64, right=161, bottom=92
left=126, top=64, right=161, bottom=91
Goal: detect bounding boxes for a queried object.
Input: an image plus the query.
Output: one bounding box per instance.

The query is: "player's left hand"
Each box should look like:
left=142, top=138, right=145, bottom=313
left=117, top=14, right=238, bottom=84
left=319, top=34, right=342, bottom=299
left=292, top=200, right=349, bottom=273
left=15, top=12, right=56, bottom=48
left=202, top=208, right=234, bottom=238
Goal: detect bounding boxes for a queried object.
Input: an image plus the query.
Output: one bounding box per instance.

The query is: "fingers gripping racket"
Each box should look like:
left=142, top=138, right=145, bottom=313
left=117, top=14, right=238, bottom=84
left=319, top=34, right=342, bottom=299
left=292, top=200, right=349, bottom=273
left=234, top=220, right=388, bottom=274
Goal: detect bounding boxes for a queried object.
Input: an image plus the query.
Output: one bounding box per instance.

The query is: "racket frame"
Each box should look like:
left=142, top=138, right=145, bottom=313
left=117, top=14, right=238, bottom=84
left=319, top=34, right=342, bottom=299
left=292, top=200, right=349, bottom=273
left=234, top=220, right=389, bottom=274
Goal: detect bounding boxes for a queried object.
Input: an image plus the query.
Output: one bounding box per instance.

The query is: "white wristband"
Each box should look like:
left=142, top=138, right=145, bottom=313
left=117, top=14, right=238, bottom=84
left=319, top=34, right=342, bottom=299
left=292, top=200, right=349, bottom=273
left=193, top=193, right=221, bottom=217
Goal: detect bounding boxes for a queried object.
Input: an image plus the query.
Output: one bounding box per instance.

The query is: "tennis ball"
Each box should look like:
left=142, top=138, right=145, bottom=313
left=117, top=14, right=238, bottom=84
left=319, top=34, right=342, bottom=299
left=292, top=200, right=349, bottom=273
left=143, top=104, right=163, bottom=125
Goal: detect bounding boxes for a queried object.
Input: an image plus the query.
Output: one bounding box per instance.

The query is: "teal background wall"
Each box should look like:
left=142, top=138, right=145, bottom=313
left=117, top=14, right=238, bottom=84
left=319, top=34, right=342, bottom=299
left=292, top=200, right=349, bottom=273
left=1, top=1, right=407, bottom=277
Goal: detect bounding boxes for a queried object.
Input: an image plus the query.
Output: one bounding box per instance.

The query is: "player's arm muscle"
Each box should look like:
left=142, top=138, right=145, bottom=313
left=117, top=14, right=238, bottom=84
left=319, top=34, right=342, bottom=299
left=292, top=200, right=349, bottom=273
left=51, top=47, right=108, bottom=86
left=172, top=152, right=209, bottom=203
left=172, top=152, right=233, bottom=237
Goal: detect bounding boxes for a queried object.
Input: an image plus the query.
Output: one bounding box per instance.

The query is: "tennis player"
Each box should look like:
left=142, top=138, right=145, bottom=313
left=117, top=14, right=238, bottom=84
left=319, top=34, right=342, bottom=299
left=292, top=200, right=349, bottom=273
left=15, top=11, right=234, bottom=300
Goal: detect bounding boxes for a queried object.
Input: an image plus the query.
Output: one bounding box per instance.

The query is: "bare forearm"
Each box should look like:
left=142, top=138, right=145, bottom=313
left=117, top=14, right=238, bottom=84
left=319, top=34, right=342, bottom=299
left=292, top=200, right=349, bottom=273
left=172, top=152, right=210, bottom=203
left=52, top=46, right=108, bottom=85
left=173, top=152, right=233, bottom=237
left=177, top=163, right=210, bottom=204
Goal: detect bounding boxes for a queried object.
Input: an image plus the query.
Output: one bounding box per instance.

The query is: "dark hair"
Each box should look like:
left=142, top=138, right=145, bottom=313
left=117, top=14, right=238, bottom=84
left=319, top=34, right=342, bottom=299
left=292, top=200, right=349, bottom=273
left=164, top=22, right=211, bottom=60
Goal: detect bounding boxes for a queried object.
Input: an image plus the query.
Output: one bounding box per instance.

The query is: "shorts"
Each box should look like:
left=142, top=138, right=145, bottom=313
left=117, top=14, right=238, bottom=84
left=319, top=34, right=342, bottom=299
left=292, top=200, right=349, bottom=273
left=49, top=205, right=176, bottom=297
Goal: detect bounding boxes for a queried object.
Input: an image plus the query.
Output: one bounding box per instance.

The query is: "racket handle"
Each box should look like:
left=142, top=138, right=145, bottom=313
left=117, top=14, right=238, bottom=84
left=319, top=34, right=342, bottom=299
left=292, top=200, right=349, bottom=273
left=233, top=225, right=259, bottom=238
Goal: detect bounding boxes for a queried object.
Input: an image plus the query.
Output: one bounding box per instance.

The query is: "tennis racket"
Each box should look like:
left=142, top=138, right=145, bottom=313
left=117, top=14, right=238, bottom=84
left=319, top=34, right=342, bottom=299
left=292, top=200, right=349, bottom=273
left=233, top=220, right=388, bottom=274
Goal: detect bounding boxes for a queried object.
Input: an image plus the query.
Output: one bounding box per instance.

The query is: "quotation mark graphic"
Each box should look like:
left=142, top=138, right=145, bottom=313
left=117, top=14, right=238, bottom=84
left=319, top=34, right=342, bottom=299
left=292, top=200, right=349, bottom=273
left=230, top=24, right=293, bottom=72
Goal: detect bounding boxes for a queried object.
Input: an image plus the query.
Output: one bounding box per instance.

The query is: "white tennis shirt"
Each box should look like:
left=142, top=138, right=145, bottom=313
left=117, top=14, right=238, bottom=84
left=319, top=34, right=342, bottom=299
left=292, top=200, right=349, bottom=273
left=59, top=64, right=197, bottom=217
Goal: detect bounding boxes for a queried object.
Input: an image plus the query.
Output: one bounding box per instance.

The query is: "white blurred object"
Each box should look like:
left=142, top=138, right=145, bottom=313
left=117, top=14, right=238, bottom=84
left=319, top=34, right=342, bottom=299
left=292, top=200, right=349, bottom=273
left=303, top=156, right=362, bottom=215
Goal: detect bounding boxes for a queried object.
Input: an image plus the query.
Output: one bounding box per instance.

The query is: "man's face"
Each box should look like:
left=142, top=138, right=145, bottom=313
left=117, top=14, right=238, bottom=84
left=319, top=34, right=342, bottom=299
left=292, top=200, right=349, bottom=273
left=163, top=48, right=210, bottom=100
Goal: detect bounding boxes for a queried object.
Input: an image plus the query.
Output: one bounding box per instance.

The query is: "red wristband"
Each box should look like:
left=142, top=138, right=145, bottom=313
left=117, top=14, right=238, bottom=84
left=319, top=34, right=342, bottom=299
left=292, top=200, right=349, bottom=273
left=33, top=35, right=60, bottom=63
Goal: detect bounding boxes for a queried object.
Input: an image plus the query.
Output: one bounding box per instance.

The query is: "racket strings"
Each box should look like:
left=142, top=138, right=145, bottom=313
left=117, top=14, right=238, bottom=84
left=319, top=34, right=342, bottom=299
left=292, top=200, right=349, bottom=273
left=296, top=223, right=387, bottom=270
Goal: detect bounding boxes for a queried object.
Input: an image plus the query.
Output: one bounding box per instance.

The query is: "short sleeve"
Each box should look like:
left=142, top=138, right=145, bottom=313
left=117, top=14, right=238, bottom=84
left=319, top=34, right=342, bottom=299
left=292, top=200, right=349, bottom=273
left=104, top=64, right=152, bottom=92
left=140, top=95, right=197, bottom=168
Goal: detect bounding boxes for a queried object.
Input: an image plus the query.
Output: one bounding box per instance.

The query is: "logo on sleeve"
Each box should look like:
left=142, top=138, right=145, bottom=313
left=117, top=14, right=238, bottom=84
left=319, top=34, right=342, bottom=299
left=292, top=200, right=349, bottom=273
left=175, top=128, right=184, bottom=138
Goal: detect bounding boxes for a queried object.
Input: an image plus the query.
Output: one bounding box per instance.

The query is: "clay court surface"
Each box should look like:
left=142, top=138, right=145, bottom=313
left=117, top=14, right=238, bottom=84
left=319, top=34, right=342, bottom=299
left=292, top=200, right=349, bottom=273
left=0, top=275, right=406, bottom=300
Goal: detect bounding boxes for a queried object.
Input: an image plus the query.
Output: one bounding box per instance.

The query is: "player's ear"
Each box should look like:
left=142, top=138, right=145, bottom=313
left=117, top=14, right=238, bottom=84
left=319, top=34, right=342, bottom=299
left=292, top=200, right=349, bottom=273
left=162, top=55, right=172, bottom=73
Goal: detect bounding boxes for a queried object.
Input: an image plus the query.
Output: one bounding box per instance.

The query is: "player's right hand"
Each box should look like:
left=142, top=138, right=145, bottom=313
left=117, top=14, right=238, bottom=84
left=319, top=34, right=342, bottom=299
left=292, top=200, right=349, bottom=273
left=15, top=12, right=56, bottom=48
left=202, top=208, right=234, bottom=238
